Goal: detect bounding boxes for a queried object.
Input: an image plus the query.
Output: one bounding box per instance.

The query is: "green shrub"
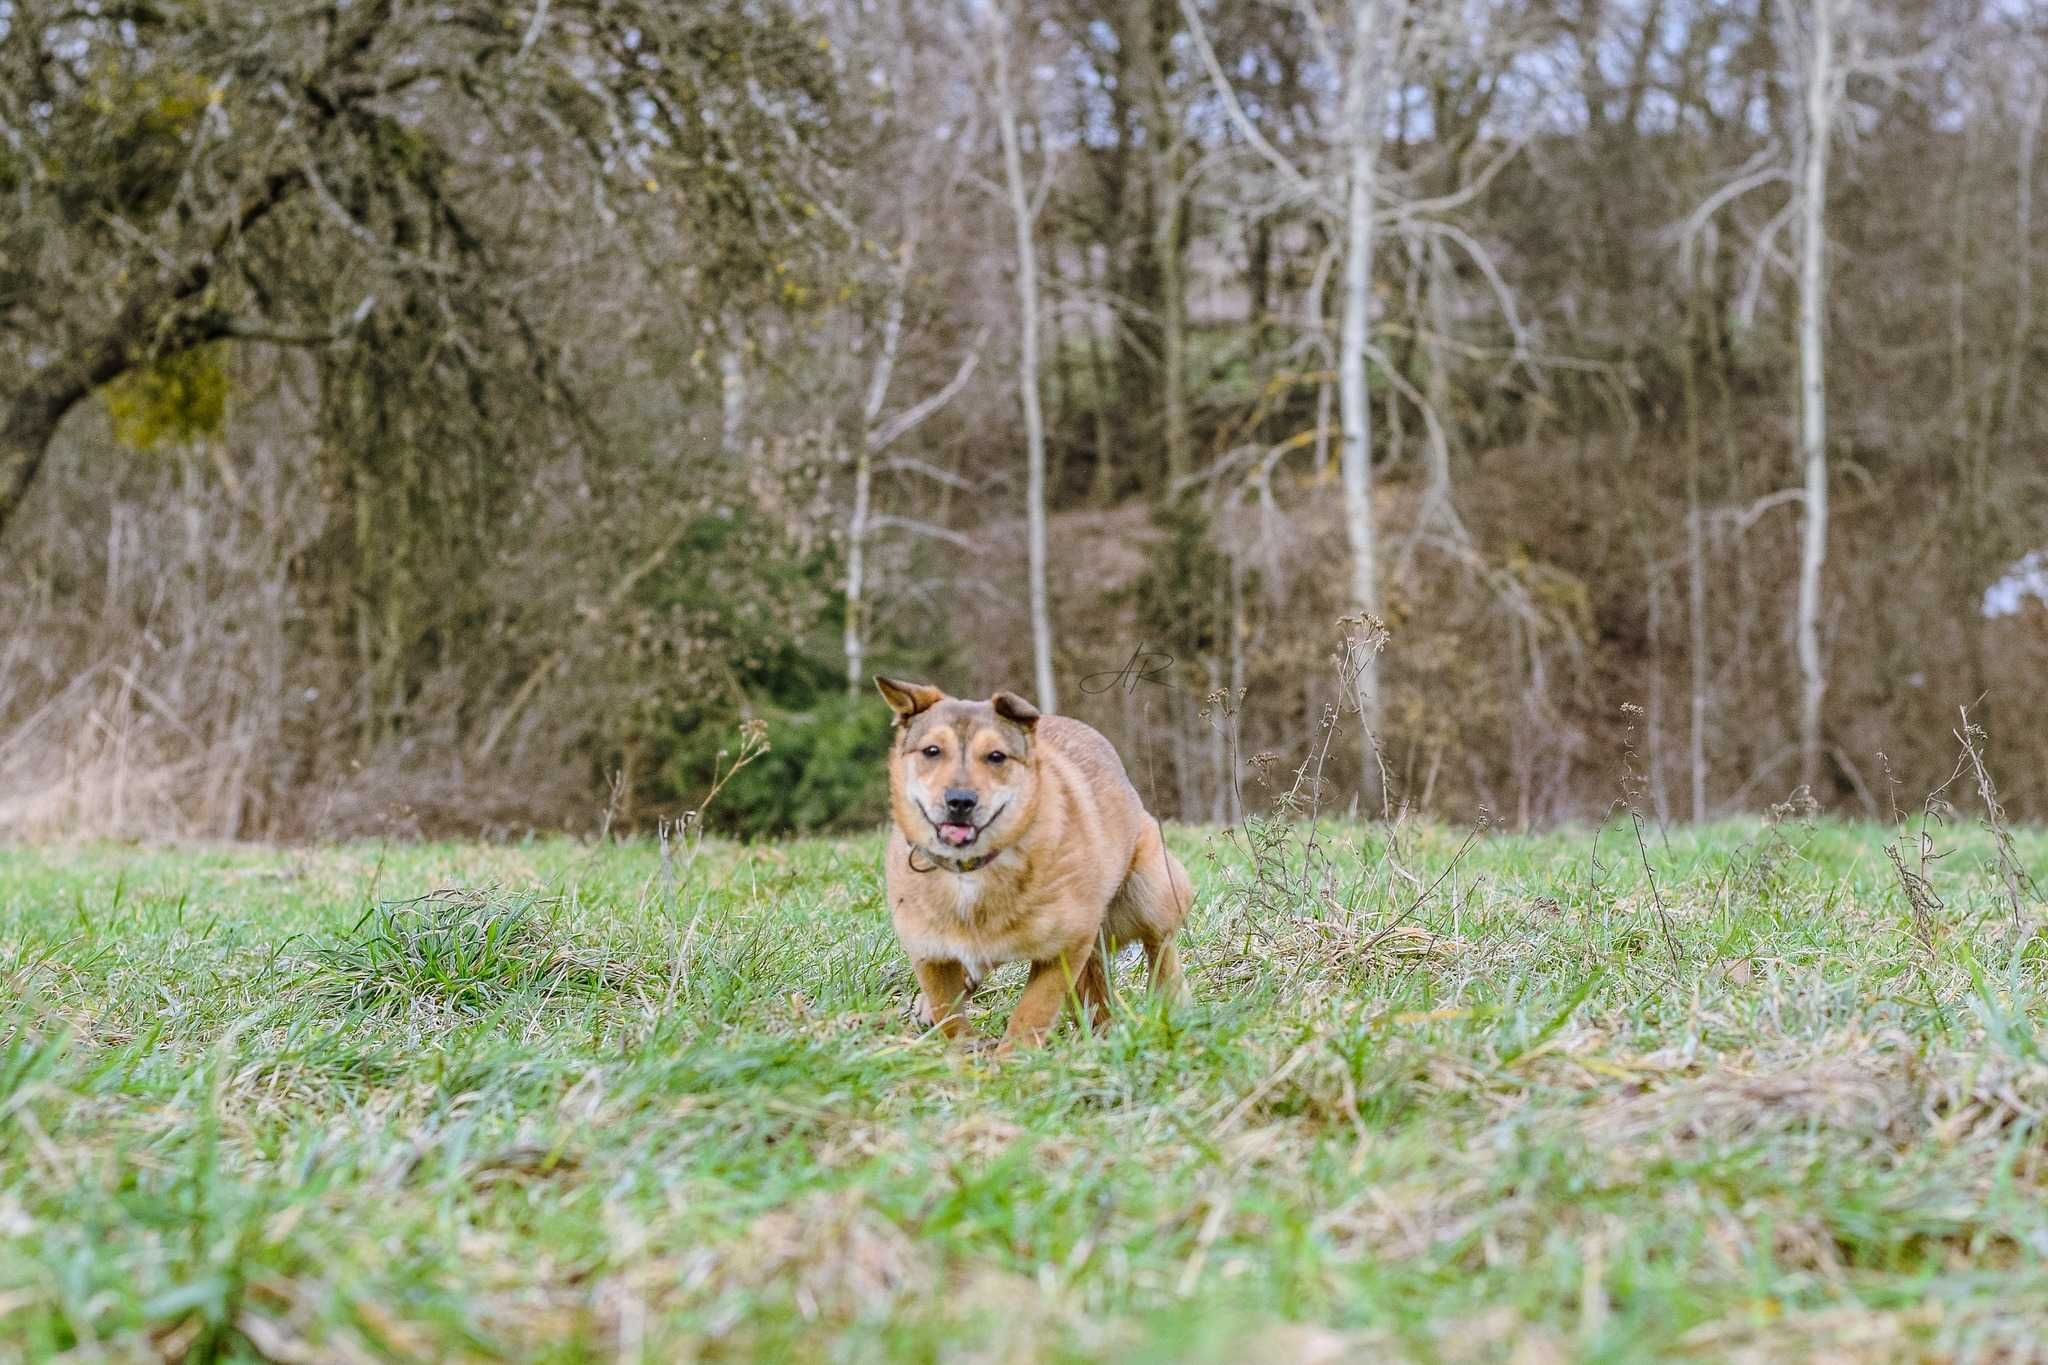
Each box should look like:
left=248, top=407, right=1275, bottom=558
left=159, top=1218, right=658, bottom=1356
left=663, top=692, right=891, bottom=837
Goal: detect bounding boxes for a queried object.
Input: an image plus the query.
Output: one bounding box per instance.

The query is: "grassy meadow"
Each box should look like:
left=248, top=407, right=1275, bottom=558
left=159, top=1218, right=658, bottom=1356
left=3, top=816, right=2047, bottom=1362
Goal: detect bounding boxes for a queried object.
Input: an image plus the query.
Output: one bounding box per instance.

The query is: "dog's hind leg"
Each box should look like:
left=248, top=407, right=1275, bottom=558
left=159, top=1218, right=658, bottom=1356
left=1143, top=935, right=1188, bottom=1002
left=1108, top=820, right=1193, bottom=1004
left=1076, top=942, right=1112, bottom=1033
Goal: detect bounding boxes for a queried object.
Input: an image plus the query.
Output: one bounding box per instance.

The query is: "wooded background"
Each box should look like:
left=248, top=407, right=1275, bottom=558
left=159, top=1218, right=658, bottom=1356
left=2, top=0, right=2043, bottom=840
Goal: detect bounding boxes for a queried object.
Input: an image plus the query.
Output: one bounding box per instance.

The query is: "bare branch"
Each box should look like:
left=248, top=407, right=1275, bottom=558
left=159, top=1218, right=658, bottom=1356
left=869, top=331, right=986, bottom=452
left=1178, top=0, right=1334, bottom=217
left=1670, top=144, right=1788, bottom=284
left=517, top=0, right=550, bottom=58
left=214, top=295, right=377, bottom=348
left=1383, top=131, right=1532, bottom=226
left=879, top=456, right=976, bottom=490
left=868, top=515, right=980, bottom=550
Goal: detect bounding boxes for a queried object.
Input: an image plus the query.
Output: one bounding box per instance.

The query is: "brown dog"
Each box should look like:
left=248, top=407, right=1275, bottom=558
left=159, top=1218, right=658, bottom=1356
left=876, top=676, right=1192, bottom=1052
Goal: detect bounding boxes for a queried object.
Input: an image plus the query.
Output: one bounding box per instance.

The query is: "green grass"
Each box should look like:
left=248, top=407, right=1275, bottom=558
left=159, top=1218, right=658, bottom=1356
left=3, top=818, right=2046, bottom=1362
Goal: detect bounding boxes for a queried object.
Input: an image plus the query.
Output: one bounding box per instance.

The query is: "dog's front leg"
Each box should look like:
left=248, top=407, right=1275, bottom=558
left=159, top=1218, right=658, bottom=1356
left=998, top=937, right=1097, bottom=1054
left=912, top=958, right=975, bottom=1043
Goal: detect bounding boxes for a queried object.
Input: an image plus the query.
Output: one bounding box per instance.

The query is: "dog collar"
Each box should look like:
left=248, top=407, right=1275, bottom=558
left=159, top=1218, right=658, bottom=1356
left=910, top=846, right=998, bottom=875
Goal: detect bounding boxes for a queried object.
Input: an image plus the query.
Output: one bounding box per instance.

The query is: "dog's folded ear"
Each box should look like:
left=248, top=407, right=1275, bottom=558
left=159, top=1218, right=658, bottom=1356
left=875, top=676, right=946, bottom=723
left=991, top=691, right=1041, bottom=727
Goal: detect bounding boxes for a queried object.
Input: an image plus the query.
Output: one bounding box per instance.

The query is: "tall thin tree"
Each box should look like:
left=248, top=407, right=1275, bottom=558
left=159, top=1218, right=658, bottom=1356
left=991, top=12, right=1059, bottom=711
left=1786, top=0, right=1840, bottom=792
left=1339, top=0, right=1401, bottom=765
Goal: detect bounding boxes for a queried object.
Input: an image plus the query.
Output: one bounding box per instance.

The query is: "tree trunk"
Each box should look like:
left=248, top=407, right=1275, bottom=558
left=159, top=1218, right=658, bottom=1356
left=994, top=27, right=1059, bottom=712
left=0, top=385, right=71, bottom=550
left=1315, top=370, right=1333, bottom=481
left=1158, top=183, right=1190, bottom=491
left=1044, top=234, right=1071, bottom=501
left=1791, top=0, right=1836, bottom=793
left=1137, top=0, right=1190, bottom=492
left=846, top=248, right=913, bottom=695
left=843, top=434, right=873, bottom=695
left=1339, top=0, right=1383, bottom=769
left=720, top=335, right=748, bottom=460
left=1088, top=247, right=1118, bottom=505
left=1646, top=548, right=1671, bottom=825
left=1420, top=233, right=1458, bottom=534
left=1683, top=290, right=1711, bottom=822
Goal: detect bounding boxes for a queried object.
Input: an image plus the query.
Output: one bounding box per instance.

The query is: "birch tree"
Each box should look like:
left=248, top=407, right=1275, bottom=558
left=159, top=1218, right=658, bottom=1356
left=720, top=332, right=750, bottom=460
left=1784, top=0, right=1842, bottom=793
left=1183, top=0, right=1412, bottom=774
left=1129, top=0, right=1196, bottom=488
left=989, top=9, right=1059, bottom=711
left=1338, top=1, right=1390, bottom=748
left=832, top=0, right=983, bottom=695
left=842, top=238, right=983, bottom=694
left=844, top=254, right=912, bottom=695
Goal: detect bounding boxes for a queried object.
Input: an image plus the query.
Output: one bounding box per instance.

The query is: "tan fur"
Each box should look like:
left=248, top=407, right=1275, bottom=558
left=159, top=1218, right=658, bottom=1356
left=876, top=677, right=1192, bottom=1053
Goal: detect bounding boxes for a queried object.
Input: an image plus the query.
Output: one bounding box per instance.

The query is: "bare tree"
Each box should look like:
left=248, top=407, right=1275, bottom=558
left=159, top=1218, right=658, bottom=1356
left=1182, top=0, right=1402, bottom=769
left=844, top=250, right=911, bottom=695
left=1130, top=0, right=1196, bottom=487
left=843, top=237, right=983, bottom=693
left=8, top=0, right=2047, bottom=839
left=1337, top=0, right=1407, bottom=756
left=989, top=8, right=1059, bottom=711
left=721, top=330, right=750, bottom=460
left=1784, top=0, right=1841, bottom=793
left=0, top=0, right=834, bottom=552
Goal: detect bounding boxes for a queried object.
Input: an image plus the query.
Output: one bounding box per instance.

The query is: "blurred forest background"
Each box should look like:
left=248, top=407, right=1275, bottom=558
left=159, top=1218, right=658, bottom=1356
left=2, top=0, right=2044, bottom=840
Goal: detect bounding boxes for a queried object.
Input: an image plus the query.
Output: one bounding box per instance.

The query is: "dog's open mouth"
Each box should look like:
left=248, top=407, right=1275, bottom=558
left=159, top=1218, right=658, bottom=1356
left=923, top=800, right=1006, bottom=851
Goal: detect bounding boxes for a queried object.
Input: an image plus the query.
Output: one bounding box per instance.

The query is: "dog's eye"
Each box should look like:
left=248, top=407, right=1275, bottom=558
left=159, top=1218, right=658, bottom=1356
left=921, top=745, right=942, bottom=759
left=986, top=751, right=1007, bottom=766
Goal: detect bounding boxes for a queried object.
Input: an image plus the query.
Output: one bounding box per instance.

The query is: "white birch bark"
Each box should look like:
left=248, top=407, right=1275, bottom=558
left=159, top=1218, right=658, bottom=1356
left=1790, top=0, right=1837, bottom=791
left=1685, top=332, right=1710, bottom=821
left=843, top=440, right=873, bottom=695
left=993, top=25, right=1058, bottom=712
left=844, top=249, right=911, bottom=695
left=720, top=327, right=747, bottom=460
left=1137, top=0, right=1192, bottom=490
left=2001, top=83, right=2041, bottom=441
left=1687, top=491, right=1709, bottom=819
left=1339, top=0, right=1384, bottom=749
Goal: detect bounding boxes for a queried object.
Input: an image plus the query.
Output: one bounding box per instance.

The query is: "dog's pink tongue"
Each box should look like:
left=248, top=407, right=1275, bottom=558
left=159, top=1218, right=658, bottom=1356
left=939, top=822, right=975, bottom=846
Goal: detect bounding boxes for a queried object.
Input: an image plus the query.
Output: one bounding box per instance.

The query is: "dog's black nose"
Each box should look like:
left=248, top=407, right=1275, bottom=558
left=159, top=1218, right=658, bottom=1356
left=943, top=787, right=978, bottom=819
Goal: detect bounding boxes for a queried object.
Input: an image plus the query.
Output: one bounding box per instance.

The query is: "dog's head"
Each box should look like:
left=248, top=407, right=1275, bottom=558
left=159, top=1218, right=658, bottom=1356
left=875, top=677, right=1041, bottom=862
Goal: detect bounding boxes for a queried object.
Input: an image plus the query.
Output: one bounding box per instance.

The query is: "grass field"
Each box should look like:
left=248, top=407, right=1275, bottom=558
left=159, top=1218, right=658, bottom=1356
left=4, top=815, right=2047, bottom=1362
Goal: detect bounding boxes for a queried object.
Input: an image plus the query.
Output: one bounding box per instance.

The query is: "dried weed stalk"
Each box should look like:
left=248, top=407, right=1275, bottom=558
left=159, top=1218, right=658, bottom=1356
left=1952, top=707, right=2039, bottom=923
left=659, top=718, right=774, bottom=1013
left=1879, top=751, right=1950, bottom=959
left=1210, top=616, right=1482, bottom=982
left=1615, top=702, right=1683, bottom=974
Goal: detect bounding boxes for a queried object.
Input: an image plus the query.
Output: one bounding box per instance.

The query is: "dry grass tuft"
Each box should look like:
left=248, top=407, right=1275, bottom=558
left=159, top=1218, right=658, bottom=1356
left=698, top=1191, right=935, bottom=1329
left=1592, top=1046, right=1922, bottom=1147
left=1671, top=1299, right=2048, bottom=1364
